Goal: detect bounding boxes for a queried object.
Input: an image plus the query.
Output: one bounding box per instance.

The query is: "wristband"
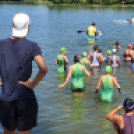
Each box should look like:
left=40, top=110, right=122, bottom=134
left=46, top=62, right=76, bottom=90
left=117, top=106, right=122, bottom=110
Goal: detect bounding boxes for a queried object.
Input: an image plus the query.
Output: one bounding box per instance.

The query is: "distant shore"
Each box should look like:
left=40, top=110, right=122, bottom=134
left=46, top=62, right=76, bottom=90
left=0, top=1, right=134, bottom=8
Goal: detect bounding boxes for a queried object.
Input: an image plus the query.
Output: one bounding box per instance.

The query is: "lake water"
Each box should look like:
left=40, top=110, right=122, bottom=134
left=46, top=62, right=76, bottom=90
left=0, top=4, right=134, bottom=134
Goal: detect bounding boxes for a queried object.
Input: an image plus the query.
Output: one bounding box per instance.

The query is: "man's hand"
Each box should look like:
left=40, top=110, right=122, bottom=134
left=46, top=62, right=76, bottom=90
left=95, top=89, right=99, bottom=94
left=58, top=84, right=65, bottom=88
left=0, top=81, right=3, bottom=86
left=19, top=78, right=34, bottom=90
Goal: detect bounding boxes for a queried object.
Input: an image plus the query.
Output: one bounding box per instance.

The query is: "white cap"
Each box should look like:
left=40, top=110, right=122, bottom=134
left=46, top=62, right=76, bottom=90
left=112, top=49, right=117, bottom=53
left=12, top=13, right=30, bottom=37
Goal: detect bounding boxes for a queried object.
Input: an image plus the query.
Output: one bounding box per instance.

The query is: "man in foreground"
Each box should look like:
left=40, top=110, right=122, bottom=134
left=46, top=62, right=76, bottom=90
left=0, top=13, right=47, bottom=134
left=106, top=98, right=134, bottom=134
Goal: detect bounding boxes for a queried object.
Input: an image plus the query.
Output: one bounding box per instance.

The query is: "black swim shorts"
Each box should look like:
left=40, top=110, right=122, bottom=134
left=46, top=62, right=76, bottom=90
left=0, top=98, right=38, bottom=131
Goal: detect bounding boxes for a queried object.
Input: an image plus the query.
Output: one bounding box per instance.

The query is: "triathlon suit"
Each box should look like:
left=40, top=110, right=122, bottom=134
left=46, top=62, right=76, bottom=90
left=81, top=59, right=88, bottom=70
left=105, top=56, right=111, bottom=63
left=111, top=55, right=119, bottom=67
left=92, top=52, right=99, bottom=67
left=124, top=50, right=131, bottom=61
left=121, top=114, right=134, bottom=134
left=101, top=75, right=113, bottom=103
left=72, top=64, right=84, bottom=92
left=131, top=53, right=134, bottom=68
left=57, top=54, right=66, bottom=73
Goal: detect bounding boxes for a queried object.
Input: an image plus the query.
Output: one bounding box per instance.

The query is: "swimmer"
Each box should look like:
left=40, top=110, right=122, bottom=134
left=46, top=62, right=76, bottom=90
left=88, top=45, right=104, bottom=67
left=95, top=66, right=122, bottom=103
left=113, top=41, right=121, bottom=49
left=58, top=55, right=90, bottom=92
left=124, top=44, right=132, bottom=61
left=79, top=52, right=92, bottom=70
left=104, top=50, right=112, bottom=64
left=109, top=49, right=121, bottom=67
left=106, top=98, right=134, bottom=134
left=55, top=47, right=68, bottom=73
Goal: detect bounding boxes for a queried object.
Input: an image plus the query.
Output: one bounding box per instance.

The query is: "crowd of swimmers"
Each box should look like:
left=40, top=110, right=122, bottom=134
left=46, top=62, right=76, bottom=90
left=55, top=42, right=134, bottom=134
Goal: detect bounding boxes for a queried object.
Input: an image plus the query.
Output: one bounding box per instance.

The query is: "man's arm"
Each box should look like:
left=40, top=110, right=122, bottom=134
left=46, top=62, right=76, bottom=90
left=64, top=56, right=68, bottom=64
left=58, top=66, right=72, bottom=88
left=88, top=61, right=92, bottom=68
left=95, top=76, right=102, bottom=93
left=106, top=106, right=123, bottom=125
left=113, top=77, right=122, bottom=94
left=19, top=55, right=48, bottom=89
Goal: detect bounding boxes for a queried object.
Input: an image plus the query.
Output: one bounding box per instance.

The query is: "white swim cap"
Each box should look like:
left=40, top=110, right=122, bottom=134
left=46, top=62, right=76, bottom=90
left=112, top=49, right=117, bottom=53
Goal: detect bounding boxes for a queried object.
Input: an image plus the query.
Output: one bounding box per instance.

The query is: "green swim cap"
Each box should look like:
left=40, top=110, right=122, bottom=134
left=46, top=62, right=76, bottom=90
left=107, top=50, right=111, bottom=54
left=60, top=47, right=67, bottom=53
left=82, top=52, right=87, bottom=57
left=106, top=66, right=112, bottom=74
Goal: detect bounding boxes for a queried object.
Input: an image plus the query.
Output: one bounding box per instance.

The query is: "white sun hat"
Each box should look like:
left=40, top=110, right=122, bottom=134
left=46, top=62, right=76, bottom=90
left=12, top=13, right=30, bottom=37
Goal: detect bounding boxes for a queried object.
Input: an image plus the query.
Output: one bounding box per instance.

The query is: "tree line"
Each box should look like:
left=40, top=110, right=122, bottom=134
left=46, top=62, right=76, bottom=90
left=0, top=0, right=133, bottom=5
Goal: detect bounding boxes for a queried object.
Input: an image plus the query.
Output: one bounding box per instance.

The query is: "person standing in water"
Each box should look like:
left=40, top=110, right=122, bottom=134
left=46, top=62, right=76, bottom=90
left=95, top=66, right=122, bottom=103
left=0, top=13, right=48, bottom=134
left=104, top=50, right=112, bottom=63
left=58, top=55, right=90, bottom=92
left=109, top=49, right=121, bottom=67
left=79, top=52, right=92, bottom=70
left=55, top=47, right=68, bottom=73
left=86, top=22, right=99, bottom=37
left=106, top=98, right=134, bottom=134
left=113, top=41, right=121, bottom=49
left=88, top=45, right=104, bottom=67
left=124, top=44, right=132, bottom=61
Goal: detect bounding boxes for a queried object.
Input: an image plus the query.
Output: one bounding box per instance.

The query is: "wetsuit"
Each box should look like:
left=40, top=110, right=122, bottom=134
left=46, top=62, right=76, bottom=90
left=121, top=114, right=134, bottom=134
left=101, top=75, right=113, bottom=103
left=111, top=55, right=119, bottom=67
left=81, top=59, right=88, bottom=70
left=72, top=64, right=84, bottom=92
left=57, top=54, right=66, bottom=73
left=92, top=52, right=99, bottom=67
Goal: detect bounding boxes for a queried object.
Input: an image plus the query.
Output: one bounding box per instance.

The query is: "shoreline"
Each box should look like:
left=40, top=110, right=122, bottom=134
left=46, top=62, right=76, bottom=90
left=0, top=2, right=134, bottom=7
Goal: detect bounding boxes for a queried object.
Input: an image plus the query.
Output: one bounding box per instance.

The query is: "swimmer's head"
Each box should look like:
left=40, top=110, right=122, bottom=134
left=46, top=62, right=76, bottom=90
left=123, top=98, right=134, bottom=113
left=116, top=41, right=120, bottom=46
left=112, top=49, right=117, bottom=54
left=107, top=50, right=111, bottom=55
left=94, top=45, right=99, bottom=51
left=74, top=55, right=80, bottom=63
left=98, top=49, right=102, bottom=53
left=105, top=66, right=112, bottom=74
left=128, top=44, right=132, bottom=49
left=60, top=47, right=67, bottom=54
left=82, top=52, right=87, bottom=57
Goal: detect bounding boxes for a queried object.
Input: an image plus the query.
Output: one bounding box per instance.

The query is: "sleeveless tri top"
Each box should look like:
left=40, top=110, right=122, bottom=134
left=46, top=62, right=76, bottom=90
left=121, top=114, right=134, bottom=134
left=101, top=75, right=113, bottom=103
left=72, top=64, right=84, bottom=91
left=92, top=52, right=99, bottom=67
left=57, top=54, right=65, bottom=73
left=111, top=55, right=119, bottom=67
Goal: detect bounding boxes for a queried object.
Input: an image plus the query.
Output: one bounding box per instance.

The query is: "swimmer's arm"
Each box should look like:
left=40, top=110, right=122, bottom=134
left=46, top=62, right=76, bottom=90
left=100, top=54, right=104, bottom=63
left=88, top=61, right=92, bottom=68
left=113, top=46, right=116, bottom=48
left=117, top=56, right=121, bottom=66
left=113, top=77, right=122, bottom=94
left=64, top=56, right=68, bottom=64
left=106, top=106, right=123, bottom=124
left=108, top=57, right=111, bottom=65
left=95, top=76, right=102, bottom=93
left=58, top=66, right=72, bottom=88
left=55, top=57, right=58, bottom=65
left=130, top=52, right=134, bottom=60
left=82, top=66, right=90, bottom=77
left=87, top=53, right=92, bottom=60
